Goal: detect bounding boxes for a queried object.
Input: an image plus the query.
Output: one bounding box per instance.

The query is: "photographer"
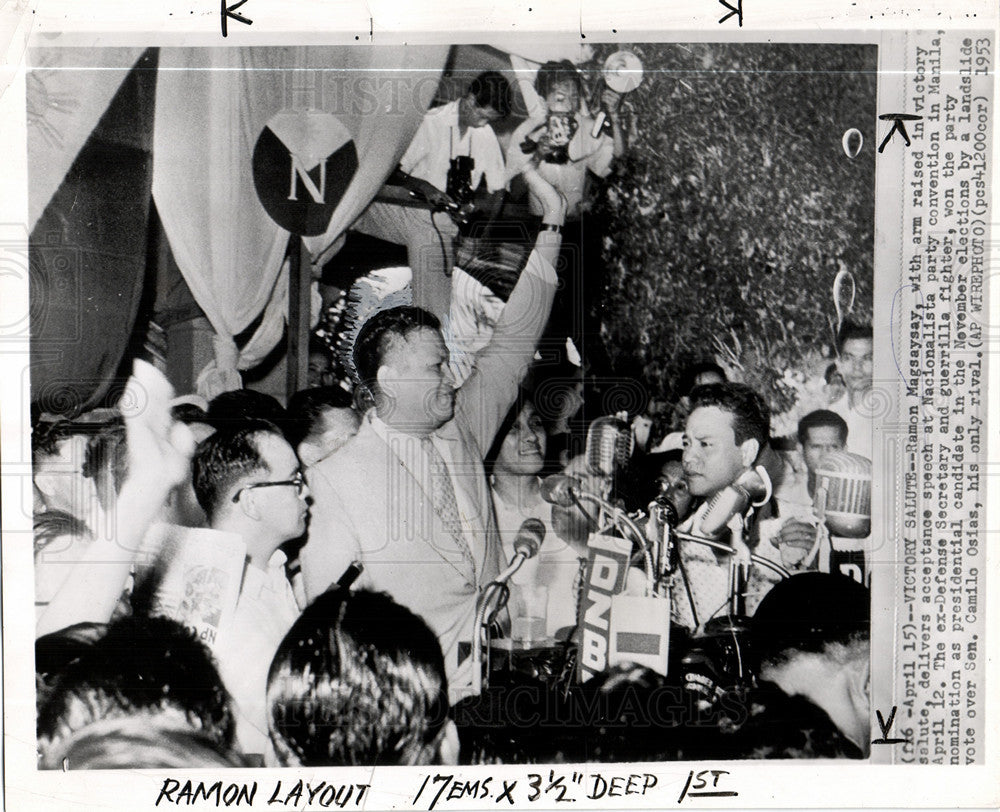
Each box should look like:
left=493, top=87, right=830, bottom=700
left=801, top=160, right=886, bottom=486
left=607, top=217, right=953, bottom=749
left=352, top=71, right=512, bottom=324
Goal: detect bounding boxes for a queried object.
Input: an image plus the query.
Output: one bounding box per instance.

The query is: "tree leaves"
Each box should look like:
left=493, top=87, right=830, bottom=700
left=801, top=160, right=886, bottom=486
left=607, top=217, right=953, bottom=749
left=587, top=43, right=876, bottom=413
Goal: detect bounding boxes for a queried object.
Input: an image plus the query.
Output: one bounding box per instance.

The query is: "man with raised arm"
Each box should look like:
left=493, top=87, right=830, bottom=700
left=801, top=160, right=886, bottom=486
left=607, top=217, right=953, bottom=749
left=300, top=165, right=566, bottom=703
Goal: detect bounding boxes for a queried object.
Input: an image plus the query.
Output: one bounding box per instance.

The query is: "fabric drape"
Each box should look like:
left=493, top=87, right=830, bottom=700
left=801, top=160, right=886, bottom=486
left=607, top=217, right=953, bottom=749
left=152, top=45, right=447, bottom=397
left=27, top=47, right=146, bottom=232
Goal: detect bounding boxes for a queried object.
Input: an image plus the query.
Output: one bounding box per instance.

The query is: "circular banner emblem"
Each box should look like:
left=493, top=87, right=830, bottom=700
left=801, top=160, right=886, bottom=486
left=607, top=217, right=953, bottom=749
left=252, top=110, right=358, bottom=236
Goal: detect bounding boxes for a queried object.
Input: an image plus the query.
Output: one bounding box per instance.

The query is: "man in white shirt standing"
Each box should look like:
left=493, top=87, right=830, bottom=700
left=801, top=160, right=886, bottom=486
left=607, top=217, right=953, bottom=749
left=828, top=320, right=874, bottom=460
left=192, top=420, right=309, bottom=763
left=352, top=71, right=512, bottom=324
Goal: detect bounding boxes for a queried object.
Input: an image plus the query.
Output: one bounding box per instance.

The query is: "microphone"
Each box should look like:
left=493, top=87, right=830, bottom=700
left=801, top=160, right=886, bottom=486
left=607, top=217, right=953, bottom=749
left=651, top=493, right=680, bottom=527
left=511, top=518, right=545, bottom=562
left=540, top=474, right=582, bottom=508
left=590, top=110, right=607, bottom=139
left=698, top=466, right=771, bottom=538
left=494, top=519, right=546, bottom=593
left=585, top=415, right=634, bottom=479
left=336, top=561, right=364, bottom=591
left=813, top=450, right=871, bottom=538
left=471, top=519, right=546, bottom=693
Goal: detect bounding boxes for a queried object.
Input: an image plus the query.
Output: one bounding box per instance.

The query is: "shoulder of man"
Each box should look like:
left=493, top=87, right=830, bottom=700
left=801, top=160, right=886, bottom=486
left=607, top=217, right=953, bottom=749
left=307, top=423, right=377, bottom=485
left=424, top=99, right=459, bottom=121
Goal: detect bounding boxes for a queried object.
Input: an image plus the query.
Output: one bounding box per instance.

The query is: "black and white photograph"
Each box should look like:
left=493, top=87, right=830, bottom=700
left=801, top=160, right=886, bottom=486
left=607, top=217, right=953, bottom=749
left=1, top=3, right=997, bottom=809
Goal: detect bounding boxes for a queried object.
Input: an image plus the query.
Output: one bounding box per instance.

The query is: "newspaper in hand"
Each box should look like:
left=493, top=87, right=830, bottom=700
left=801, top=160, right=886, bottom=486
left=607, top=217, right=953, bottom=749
left=139, top=523, right=247, bottom=653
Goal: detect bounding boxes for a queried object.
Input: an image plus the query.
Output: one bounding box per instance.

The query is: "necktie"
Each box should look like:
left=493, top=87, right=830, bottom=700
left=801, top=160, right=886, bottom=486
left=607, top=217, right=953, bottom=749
left=422, top=437, right=476, bottom=578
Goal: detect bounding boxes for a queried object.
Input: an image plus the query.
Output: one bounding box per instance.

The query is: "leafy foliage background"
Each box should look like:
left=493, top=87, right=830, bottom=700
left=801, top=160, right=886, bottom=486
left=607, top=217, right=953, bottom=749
left=584, top=43, right=877, bottom=418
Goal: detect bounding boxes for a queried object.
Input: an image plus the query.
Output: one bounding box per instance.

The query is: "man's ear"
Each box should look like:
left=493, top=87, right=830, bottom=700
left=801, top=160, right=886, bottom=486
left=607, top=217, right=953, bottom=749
left=739, top=438, right=760, bottom=469
left=297, top=440, right=321, bottom=469
left=237, top=487, right=262, bottom=521
left=375, top=363, right=395, bottom=395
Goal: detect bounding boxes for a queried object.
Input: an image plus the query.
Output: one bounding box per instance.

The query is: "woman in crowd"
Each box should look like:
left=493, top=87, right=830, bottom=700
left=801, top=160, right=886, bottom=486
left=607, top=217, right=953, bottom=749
left=488, top=397, right=584, bottom=643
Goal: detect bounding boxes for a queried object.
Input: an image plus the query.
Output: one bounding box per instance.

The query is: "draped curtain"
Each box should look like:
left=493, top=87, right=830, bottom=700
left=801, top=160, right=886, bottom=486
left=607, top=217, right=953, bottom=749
left=152, top=45, right=448, bottom=398
left=29, top=49, right=158, bottom=416
left=27, top=47, right=146, bottom=232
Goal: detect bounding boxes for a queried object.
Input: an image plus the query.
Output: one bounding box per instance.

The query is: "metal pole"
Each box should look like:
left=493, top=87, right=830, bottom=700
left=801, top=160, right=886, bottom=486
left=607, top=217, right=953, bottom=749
left=285, top=233, right=310, bottom=399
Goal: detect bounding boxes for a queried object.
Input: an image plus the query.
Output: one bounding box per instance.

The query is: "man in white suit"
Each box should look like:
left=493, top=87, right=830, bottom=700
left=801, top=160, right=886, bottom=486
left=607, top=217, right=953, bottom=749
left=300, top=164, right=565, bottom=703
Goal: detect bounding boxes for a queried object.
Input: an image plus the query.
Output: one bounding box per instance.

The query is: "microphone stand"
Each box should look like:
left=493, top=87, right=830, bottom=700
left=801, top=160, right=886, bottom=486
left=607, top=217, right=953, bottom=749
left=571, top=489, right=654, bottom=592
left=471, top=551, right=535, bottom=695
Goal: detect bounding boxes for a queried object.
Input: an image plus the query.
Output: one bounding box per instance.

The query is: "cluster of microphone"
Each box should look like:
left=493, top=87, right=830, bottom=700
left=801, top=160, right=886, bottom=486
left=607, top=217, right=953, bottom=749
left=476, top=414, right=873, bottom=699
left=548, top=412, right=872, bottom=541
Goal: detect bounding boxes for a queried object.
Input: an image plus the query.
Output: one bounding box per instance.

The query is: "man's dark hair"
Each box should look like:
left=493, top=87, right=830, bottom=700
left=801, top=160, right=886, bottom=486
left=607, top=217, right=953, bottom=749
left=32, top=419, right=76, bottom=461
left=751, top=572, right=869, bottom=670
left=267, top=589, right=449, bottom=767
left=206, top=388, right=287, bottom=433
left=534, top=60, right=583, bottom=100
left=457, top=665, right=714, bottom=764
left=797, top=410, right=848, bottom=447
left=171, top=402, right=210, bottom=426
left=285, top=386, right=355, bottom=449
left=36, top=615, right=236, bottom=765
left=33, top=509, right=91, bottom=556
left=467, top=70, right=513, bottom=118
left=835, top=320, right=873, bottom=354
left=192, top=420, right=282, bottom=521
left=679, top=361, right=727, bottom=397
left=353, top=306, right=441, bottom=391
left=688, top=382, right=771, bottom=449
left=35, top=622, right=107, bottom=710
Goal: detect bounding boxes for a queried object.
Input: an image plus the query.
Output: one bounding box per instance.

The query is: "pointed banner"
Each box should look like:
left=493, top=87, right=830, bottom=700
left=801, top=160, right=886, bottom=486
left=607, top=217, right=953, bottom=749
left=27, top=47, right=146, bottom=232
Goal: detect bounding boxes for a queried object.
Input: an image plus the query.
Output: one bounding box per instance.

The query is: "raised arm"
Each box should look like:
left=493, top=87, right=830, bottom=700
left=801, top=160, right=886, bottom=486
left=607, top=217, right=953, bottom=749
left=36, top=362, right=195, bottom=637
left=509, top=54, right=547, bottom=122
left=456, top=163, right=567, bottom=451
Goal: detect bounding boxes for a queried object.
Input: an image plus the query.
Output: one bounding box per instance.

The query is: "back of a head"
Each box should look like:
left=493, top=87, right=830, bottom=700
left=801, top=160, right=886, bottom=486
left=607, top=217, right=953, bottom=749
left=267, top=589, right=449, bottom=766
left=286, top=386, right=355, bottom=449
left=680, top=361, right=727, bottom=397
left=206, top=389, right=287, bottom=433
left=751, top=572, right=869, bottom=670
left=38, top=719, right=247, bottom=770
left=35, top=622, right=107, bottom=709
left=37, top=615, right=235, bottom=766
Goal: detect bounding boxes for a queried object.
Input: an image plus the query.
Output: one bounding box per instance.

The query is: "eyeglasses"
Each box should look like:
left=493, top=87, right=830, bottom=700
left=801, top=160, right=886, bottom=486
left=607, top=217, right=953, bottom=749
left=232, top=471, right=306, bottom=503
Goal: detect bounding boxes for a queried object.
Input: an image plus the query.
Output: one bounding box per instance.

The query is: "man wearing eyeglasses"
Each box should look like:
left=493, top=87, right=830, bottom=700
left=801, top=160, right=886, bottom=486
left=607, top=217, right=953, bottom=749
left=191, top=419, right=310, bottom=764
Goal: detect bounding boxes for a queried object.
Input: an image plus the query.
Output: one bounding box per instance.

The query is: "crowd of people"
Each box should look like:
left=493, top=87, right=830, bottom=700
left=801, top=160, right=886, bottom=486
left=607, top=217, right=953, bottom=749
left=31, top=61, right=874, bottom=769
